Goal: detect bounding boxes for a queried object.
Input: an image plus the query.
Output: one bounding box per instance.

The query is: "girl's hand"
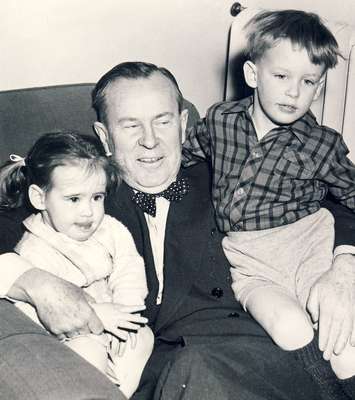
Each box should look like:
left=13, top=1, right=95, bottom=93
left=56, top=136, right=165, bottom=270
left=91, top=302, right=147, bottom=341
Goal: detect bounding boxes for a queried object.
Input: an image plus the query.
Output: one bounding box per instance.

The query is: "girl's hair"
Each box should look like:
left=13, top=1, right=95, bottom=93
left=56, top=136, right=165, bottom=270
left=0, top=131, right=120, bottom=210
left=244, top=9, right=342, bottom=70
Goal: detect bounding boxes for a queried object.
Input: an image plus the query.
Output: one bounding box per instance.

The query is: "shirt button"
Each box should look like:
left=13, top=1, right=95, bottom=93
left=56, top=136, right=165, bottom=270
left=252, top=150, right=261, bottom=158
left=235, top=188, right=245, bottom=200
left=211, top=287, right=224, bottom=298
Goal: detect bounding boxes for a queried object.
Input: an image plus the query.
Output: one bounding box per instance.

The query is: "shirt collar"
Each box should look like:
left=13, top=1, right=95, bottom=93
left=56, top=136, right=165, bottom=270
left=221, top=95, right=317, bottom=145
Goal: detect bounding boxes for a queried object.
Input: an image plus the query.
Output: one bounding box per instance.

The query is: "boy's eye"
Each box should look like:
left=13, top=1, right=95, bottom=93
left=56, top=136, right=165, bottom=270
left=304, top=79, right=316, bottom=86
left=274, top=74, right=287, bottom=80
left=68, top=197, right=79, bottom=203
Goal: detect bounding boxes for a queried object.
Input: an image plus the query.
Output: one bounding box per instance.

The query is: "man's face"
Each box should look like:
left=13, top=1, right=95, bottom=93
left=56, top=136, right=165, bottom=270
left=37, top=163, right=106, bottom=241
left=245, top=39, right=325, bottom=134
left=95, top=73, right=188, bottom=194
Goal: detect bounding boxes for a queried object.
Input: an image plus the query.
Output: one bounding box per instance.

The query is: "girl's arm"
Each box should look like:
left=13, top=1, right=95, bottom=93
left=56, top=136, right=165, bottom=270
left=101, top=215, right=148, bottom=306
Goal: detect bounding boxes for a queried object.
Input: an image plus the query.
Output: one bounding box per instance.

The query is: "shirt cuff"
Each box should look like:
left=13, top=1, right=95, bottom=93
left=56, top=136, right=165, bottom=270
left=0, top=253, right=34, bottom=298
left=333, top=245, right=355, bottom=258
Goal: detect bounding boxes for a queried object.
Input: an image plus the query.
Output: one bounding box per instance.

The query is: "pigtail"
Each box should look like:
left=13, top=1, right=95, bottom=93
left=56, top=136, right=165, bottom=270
left=0, top=156, right=29, bottom=209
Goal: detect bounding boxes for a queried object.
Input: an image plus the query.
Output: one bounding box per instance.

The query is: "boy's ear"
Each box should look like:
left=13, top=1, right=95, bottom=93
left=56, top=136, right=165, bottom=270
left=313, top=77, right=326, bottom=101
left=94, top=121, right=112, bottom=157
left=243, top=61, right=258, bottom=89
left=28, top=184, right=46, bottom=211
left=180, top=108, right=189, bottom=144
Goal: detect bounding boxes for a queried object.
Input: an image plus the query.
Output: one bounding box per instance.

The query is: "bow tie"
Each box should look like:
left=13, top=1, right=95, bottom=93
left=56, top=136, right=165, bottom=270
left=132, top=178, right=189, bottom=217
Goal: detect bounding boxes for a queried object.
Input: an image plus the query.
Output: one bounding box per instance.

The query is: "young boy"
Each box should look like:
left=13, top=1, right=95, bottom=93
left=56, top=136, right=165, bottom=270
left=182, top=9, right=355, bottom=386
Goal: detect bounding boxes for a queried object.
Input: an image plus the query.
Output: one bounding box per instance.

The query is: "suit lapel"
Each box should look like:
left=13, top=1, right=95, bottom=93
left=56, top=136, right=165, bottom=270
left=154, top=166, right=211, bottom=333
left=105, top=183, right=160, bottom=323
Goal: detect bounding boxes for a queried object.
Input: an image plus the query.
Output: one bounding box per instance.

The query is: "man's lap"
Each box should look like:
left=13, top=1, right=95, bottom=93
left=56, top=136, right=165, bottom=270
left=0, top=299, right=124, bottom=400
left=135, top=334, right=321, bottom=400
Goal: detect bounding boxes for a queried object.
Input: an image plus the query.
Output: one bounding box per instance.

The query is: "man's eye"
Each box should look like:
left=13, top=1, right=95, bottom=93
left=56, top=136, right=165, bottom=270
left=155, top=119, right=171, bottom=126
left=68, top=197, right=79, bottom=203
left=123, top=123, right=140, bottom=129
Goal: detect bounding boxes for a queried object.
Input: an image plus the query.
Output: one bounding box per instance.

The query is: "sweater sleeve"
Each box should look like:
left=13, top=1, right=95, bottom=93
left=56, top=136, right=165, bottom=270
left=0, top=208, right=33, bottom=297
left=102, top=216, right=148, bottom=306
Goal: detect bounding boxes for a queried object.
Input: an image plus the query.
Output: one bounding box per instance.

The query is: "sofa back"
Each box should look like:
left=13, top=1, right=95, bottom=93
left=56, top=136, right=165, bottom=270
left=0, top=83, right=200, bottom=164
left=225, top=8, right=355, bottom=162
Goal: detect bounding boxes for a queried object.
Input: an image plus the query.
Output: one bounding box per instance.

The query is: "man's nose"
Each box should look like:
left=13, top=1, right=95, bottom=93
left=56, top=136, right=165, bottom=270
left=138, top=124, right=158, bottom=149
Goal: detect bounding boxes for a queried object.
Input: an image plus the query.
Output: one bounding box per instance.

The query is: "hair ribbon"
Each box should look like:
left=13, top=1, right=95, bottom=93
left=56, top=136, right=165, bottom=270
left=9, top=154, right=26, bottom=166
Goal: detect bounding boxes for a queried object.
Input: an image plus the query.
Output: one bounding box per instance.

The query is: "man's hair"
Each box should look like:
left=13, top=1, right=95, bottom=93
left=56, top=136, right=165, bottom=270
left=92, top=61, right=184, bottom=124
left=244, top=9, right=341, bottom=70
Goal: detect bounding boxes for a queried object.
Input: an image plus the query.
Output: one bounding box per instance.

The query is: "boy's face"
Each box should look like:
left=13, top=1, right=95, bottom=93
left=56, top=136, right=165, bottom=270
left=244, top=39, right=325, bottom=133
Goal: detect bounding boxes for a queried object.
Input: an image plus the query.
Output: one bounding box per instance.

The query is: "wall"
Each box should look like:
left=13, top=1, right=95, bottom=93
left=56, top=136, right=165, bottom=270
left=1, top=0, right=355, bottom=115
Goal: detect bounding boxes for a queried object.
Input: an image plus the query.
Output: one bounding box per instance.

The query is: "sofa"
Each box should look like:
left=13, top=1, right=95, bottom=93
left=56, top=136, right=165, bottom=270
left=0, top=83, right=199, bottom=400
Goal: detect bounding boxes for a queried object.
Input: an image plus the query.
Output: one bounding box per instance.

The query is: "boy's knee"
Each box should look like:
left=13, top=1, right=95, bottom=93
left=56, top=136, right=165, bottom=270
left=271, top=311, right=314, bottom=351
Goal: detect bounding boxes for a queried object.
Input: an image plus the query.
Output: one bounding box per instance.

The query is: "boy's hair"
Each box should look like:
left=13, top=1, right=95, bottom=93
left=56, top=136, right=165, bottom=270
left=92, top=61, right=184, bottom=125
left=244, top=9, right=341, bottom=70
left=0, top=131, right=120, bottom=209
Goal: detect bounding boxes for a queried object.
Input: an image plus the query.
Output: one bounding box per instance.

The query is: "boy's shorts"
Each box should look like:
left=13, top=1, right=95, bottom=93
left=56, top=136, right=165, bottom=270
left=222, top=208, right=334, bottom=310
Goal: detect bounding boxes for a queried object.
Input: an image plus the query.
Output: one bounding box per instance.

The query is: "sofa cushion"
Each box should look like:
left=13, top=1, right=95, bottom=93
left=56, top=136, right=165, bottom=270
left=0, top=84, right=96, bottom=164
left=0, top=83, right=200, bottom=164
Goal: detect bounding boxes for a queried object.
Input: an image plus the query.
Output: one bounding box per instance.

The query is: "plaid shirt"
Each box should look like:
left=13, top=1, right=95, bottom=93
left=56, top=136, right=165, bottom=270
left=182, top=96, right=355, bottom=232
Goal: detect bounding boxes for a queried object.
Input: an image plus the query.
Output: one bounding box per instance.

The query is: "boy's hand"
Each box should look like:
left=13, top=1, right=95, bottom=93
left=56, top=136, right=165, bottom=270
left=91, top=302, right=147, bottom=341
left=307, top=254, right=355, bottom=360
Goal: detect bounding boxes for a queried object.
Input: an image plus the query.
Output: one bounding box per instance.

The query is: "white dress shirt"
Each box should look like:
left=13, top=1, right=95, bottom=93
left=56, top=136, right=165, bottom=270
left=144, top=196, right=170, bottom=304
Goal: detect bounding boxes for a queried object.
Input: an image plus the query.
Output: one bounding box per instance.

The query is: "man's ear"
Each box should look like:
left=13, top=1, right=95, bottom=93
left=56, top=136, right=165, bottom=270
left=243, top=60, right=258, bottom=89
left=94, top=122, right=112, bottom=156
left=313, top=77, right=326, bottom=101
left=28, top=184, right=46, bottom=211
left=180, top=109, right=189, bottom=144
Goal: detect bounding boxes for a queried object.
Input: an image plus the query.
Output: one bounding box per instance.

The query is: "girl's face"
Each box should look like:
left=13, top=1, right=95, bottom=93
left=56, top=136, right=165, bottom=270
left=39, top=163, right=107, bottom=241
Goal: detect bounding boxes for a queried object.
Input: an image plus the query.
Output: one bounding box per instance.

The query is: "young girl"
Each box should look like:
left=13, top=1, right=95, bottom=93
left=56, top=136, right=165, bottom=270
left=0, top=131, right=153, bottom=398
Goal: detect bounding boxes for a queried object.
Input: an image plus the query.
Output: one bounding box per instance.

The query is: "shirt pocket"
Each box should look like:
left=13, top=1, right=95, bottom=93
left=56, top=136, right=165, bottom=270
left=273, top=150, right=316, bottom=180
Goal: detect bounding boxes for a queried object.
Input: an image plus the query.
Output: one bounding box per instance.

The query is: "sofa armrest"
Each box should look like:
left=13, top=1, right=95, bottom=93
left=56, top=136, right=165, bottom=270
left=0, top=299, right=126, bottom=400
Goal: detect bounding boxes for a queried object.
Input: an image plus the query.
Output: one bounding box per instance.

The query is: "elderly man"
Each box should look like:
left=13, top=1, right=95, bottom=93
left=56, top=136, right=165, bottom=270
left=2, top=62, right=355, bottom=399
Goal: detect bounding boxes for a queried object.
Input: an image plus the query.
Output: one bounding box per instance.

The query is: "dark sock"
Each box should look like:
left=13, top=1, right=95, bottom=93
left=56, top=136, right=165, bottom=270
left=293, top=334, right=349, bottom=400
left=338, top=375, right=355, bottom=398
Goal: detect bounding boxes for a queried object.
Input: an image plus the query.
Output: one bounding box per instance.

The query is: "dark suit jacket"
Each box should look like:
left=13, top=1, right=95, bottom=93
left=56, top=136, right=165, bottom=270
left=105, top=162, right=266, bottom=342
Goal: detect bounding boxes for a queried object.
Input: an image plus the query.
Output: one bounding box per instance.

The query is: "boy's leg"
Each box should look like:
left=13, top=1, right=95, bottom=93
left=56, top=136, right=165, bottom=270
left=108, top=326, right=154, bottom=399
left=246, top=286, right=314, bottom=350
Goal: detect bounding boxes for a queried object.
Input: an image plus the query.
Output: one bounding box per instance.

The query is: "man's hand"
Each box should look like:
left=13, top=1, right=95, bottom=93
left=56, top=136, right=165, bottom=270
left=307, top=254, right=355, bottom=360
left=8, top=268, right=104, bottom=339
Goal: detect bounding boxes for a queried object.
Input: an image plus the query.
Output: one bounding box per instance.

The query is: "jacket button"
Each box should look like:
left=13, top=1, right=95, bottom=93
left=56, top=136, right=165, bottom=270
left=211, top=228, right=217, bottom=236
left=211, top=287, right=223, bottom=298
left=228, top=312, right=240, bottom=318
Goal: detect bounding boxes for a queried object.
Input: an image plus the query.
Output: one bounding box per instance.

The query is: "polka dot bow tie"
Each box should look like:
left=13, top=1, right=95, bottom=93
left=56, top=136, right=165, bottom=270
left=132, top=178, right=189, bottom=217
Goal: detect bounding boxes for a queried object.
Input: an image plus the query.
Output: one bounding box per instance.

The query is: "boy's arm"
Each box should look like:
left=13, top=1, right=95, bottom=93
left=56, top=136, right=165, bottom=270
left=321, top=135, right=355, bottom=211
left=181, top=117, right=212, bottom=167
